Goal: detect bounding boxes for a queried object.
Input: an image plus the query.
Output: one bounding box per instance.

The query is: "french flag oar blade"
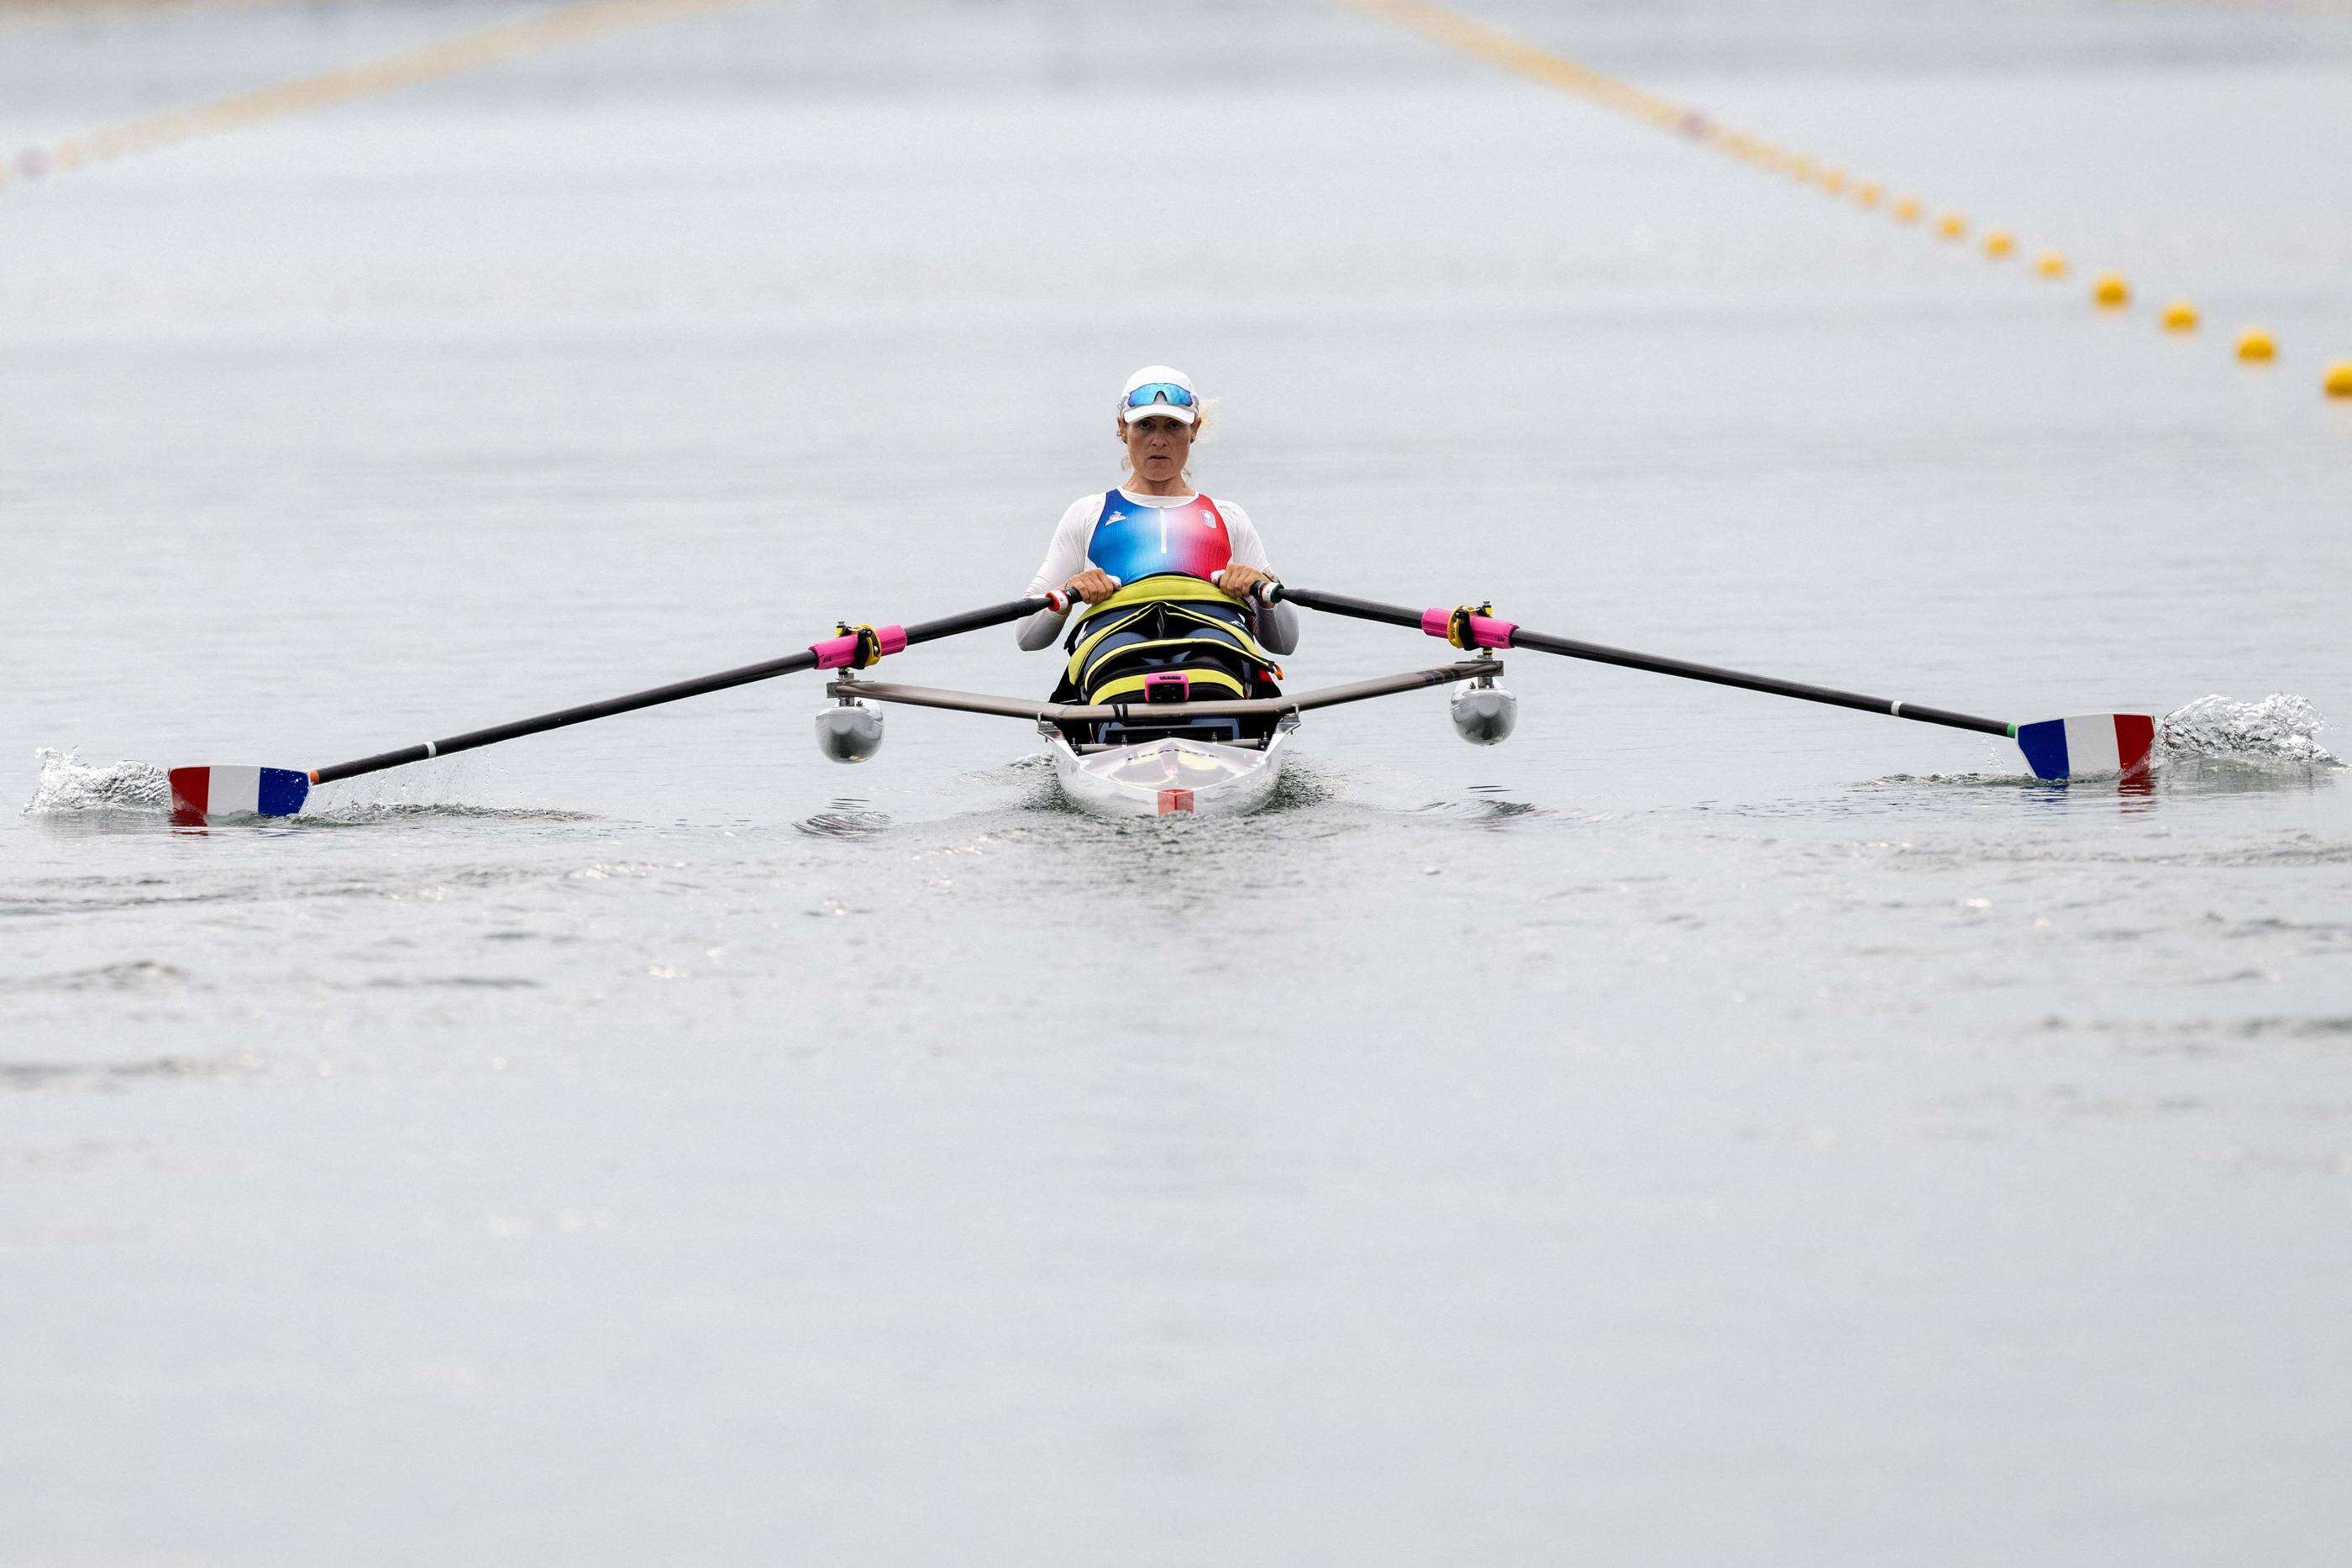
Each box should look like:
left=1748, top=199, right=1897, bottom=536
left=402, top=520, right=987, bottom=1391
left=168, top=765, right=312, bottom=826
left=161, top=595, right=1057, bottom=825
left=2013, top=715, right=2158, bottom=783
left=1263, top=585, right=2165, bottom=784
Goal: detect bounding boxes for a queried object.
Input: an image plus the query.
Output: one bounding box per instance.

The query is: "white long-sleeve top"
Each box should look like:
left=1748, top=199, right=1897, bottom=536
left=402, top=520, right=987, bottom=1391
left=1014, top=488, right=1299, bottom=654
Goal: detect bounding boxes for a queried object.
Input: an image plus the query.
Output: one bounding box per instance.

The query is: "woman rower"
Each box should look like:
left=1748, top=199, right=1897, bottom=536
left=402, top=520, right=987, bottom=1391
left=1014, top=365, right=1299, bottom=658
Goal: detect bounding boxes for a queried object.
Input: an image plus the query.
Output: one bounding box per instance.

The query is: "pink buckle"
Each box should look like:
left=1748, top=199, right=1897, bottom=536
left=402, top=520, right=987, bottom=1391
left=1143, top=672, right=1189, bottom=704
left=1420, top=605, right=1515, bottom=651
left=1465, top=614, right=1515, bottom=650
left=810, top=622, right=909, bottom=670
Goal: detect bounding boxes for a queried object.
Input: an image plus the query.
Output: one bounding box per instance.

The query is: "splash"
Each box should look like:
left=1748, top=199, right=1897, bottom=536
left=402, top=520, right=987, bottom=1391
left=24, top=749, right=167, bottom=816
left=2160, top=695, right=2337, bottom=768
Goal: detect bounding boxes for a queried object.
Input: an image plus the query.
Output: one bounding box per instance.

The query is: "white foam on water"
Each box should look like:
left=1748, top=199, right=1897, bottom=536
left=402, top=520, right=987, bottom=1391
left=23, top=748, right=167, bottom=816
left=2159, top=695, right=2338, bottom=768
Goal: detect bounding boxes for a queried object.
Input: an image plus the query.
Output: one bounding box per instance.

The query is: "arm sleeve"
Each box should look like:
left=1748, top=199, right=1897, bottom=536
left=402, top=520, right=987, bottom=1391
left=1221, top=501, right=1299, bottom=656
left=1016, top=603, right=1069, bottom=652
left=1015, top=496, right=1099, bottom=649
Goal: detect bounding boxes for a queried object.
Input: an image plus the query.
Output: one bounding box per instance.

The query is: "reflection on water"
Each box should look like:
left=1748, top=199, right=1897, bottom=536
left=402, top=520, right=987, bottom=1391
left=795, top=800, right=891, bottom=837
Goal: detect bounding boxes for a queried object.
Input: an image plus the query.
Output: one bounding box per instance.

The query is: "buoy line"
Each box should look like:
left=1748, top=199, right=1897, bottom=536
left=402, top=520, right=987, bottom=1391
left=0, top=0, right=328, bottom=38
left=2, top=0, right=766, bottom=191
left=1337, top=0, right=2352, bottom=401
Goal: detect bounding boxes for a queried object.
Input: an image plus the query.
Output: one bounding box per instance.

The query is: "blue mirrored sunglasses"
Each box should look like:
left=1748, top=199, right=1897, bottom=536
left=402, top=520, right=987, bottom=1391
left=1122, top=382, right=1197, bottom=411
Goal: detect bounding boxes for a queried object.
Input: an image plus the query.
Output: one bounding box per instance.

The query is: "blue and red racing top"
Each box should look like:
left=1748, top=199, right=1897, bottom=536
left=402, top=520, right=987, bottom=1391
left=1084, top=490, right=1234, bottom=586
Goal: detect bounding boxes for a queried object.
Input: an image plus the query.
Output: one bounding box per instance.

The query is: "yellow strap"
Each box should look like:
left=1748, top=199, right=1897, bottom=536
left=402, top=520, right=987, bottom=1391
left=1089, top=669, right=1249, bottom=706
left=1074, top=635, right=1258, bottom=691
left=1158, top=602, right=1278, bottom=658
left=1066, top=577, right=1275, bottom=682
left=1079, top=575, right=1239, bottom=616
left=1069, top=624, right=1265, bottom=687
left=1065, top=605, right=1161, bottom=681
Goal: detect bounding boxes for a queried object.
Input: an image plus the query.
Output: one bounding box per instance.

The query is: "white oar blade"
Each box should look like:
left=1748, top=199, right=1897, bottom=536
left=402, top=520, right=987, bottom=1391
left=2013, top=716, right=2156, bottom=782
left=168, top=766, right=310, bottom=826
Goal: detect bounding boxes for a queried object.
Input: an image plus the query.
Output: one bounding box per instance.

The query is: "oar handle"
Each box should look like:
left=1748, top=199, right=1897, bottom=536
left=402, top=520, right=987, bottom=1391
left=1266, top=584, right=2014, bottom=740
left=311, top=595, right=1051, bottom=786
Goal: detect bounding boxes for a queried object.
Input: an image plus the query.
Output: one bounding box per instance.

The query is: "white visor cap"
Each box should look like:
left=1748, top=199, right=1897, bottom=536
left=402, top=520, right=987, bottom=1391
left=1120, top=364, right=1199, bottom=426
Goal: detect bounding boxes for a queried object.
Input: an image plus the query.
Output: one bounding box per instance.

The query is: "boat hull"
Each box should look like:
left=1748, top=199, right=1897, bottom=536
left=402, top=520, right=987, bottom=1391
left=1050, top=730, right=1289, bottom=818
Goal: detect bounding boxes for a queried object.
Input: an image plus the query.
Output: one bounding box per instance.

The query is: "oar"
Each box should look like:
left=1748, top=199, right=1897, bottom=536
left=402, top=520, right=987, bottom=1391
left=167, top=595, right=1061, bottom=825
left=1259, top=585, right=2154, bottom=782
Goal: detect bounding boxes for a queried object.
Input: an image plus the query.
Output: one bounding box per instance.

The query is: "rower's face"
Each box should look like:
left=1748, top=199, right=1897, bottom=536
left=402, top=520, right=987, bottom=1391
left=1120, top=415, right=1194, bottom=482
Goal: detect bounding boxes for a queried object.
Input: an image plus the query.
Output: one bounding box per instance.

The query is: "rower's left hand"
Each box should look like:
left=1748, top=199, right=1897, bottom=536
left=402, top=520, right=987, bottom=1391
left=1215, top=564, right=1271, bottom=601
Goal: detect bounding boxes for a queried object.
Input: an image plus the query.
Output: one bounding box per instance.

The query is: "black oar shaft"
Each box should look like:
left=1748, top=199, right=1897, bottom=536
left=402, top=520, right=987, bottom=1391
left=312, top=595, right=1048, bottom=786
left=903, top=599, right=1053, bottom=643
left=1276, top=588, right=1428, bottom=632
left=1275, top=586, right=2013, bottom=739
left=1509, top=627, right=2012, bottom=736
left=312, top=649, right=820, bottom=784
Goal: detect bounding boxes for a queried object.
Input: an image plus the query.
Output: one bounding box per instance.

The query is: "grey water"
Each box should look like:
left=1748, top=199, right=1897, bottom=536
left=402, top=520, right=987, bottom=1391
left=5, top=2, right=2351, bottom=1561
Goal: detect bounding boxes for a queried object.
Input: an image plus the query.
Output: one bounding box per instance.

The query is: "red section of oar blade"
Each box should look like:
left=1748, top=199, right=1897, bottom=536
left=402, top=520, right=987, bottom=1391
left=2114, top=714, right=2156, bottom=779
left=167, top=767, right=210, bottom=826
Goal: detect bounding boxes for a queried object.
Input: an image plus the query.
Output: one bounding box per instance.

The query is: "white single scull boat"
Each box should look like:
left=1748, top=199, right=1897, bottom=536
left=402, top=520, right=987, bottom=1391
left=816, top=658, right=1508, bottom=818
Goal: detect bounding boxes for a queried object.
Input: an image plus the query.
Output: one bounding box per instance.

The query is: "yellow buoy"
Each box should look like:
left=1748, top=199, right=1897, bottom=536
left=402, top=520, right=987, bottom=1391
left=1821, top=169, right=1847, bottom=195
left=1892, top=195, right=1921, bottom=223
left=2325, top=360, right=2352, bottom=398
left=1982, top=229, right=2015, bottom=258
left=2160, top=299, right=2198, bottom=333
left=1855, top=181, right=1882, bottom=207
left=2092, top=273, right=2130, bottom=308
left=2235, top=328, right=2276, bottom=362
left=1936, top=212, right=1967, bottom=239
left=2034, top=251, right=2068, bottom=279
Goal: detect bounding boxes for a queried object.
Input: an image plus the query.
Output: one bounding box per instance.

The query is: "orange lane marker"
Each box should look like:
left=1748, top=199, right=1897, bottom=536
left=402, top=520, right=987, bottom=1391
left=3, top=0, right=766, bottom=190
left=1336, top=0, right=2343, bottom=393
left=0, top=0, right=325, bottom=38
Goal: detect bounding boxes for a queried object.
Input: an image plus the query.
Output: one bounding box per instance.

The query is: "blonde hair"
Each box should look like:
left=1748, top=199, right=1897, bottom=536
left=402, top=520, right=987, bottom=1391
left=1117, top=396, right=1216, bottom=485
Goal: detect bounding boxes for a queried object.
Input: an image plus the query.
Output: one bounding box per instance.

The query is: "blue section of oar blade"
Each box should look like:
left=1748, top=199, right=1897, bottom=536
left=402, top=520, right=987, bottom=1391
left=2013, top=720, right=2071, bottom=781
left=256, top=768, right=309, bottom=817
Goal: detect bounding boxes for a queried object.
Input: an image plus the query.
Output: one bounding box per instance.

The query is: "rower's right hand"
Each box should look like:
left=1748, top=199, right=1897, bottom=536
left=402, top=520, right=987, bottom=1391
left=1064, top=569, right=1121, bottom=606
